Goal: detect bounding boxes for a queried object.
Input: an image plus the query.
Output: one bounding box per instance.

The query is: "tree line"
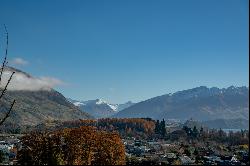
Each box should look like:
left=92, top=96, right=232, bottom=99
left=53, top=118, right=156, bottom=139
left=168, top=125, right=249, bottom=146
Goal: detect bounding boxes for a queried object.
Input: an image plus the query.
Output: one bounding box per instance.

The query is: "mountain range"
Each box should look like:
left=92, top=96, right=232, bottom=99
left=113, top=86, right=249, bottom=123
left=0, top=67, right=249, bottom=131
left=67, top=98, right=134, bottom=118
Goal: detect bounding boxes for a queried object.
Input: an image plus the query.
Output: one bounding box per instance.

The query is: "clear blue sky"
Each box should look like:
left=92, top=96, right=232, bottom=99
left=0, top=0, right=249, bottom=103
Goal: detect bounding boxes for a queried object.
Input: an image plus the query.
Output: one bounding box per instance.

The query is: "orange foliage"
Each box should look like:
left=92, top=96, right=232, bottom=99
left=18, top=126, right=126, bottom=165
left=58, top=118, right=155, bottom=139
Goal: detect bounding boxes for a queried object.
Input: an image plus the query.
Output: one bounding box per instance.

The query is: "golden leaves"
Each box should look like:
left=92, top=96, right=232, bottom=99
left=18, top=126, right=126, bottom=165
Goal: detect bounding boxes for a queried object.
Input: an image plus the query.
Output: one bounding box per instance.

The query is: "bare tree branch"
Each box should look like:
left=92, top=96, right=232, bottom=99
left=0, top=71, right=15, bottom=99
left=0, top=24, right=9, bottom=85
left=0, top=99, right=15, bottom=126
left=0, top=24, right=16, bottom=126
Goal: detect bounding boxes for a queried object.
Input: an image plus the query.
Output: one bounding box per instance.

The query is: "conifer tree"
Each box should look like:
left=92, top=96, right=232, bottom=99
left=155, top=120, right=160, bottom=134
left=192, top=126, right=198, bottom=138
left=160, top=119, right=166, bottom=137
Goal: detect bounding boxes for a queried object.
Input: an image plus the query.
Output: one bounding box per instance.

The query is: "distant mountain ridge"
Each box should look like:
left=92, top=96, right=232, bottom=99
left=67, top=98, right=134, bottom=118
left=113, top=86, right=249, bottom=122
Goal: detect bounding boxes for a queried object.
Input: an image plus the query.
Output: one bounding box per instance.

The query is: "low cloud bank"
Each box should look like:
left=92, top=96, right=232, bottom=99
left=0, top=69, right=65, bottom=91
left=10, top=57, right=29, bottom=66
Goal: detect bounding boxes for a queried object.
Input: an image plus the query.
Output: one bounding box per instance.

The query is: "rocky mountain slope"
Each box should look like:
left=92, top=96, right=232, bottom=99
left=0, top=67, right=92, bottom=129
left=113, top=86, right=249, bottom=122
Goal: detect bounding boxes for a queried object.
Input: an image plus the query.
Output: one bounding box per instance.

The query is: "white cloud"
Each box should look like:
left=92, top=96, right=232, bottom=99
left=108, top=87, right=117, bottom=95
left=10, top=57, right=29, bottom=66
left=0, top=69, right=65, bottom=91
left=109, top=87, right=115, bottom=92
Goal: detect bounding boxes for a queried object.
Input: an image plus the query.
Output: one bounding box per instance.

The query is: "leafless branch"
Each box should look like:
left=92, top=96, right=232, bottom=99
left=0, top=71, right=15, bottom=99
left=0, top=24, right=16, bottom=126
left=0, top=100, right=15, bottom=126
left=0, top=24, right=8, bottom=84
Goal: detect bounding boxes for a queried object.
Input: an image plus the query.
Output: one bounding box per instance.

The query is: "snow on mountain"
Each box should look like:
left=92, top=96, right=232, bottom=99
left=67, top=98, right=134, bottom=118
left=95, top=99, right=107, bottom=105
left=74, top=101, right=85, bottom=107
left=107, top=103, right=118, bottom=111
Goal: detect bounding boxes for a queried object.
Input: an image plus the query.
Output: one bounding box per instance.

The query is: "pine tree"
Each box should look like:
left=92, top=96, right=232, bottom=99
left=160, top=119, right=166, bottom=137
left=192, top=126, right=198, bottom=138
left=199, top=127, right=204, bottom=138
left=155, top=120, right=160, bottom=134
left=200, top=127, right=203, bottom=133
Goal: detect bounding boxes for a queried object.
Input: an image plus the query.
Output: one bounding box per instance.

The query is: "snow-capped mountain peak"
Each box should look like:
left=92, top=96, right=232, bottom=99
left=95, top=99, right=119, bottom=112
left=67, top=98, right=134, bottom=118
left=95, top=99, right=107, bottom=105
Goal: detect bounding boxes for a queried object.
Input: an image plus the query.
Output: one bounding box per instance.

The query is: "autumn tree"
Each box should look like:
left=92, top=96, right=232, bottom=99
left=56, top=118, right=155, bottom=139
left=17, top=126, right=126, bottom=165
left=93, top=131, right=126, bottom=165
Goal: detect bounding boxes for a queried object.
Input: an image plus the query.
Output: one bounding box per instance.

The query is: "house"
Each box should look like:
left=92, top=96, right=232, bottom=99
left=139, top=145, right=150, bottom=153
left=231, top=155, right=238, bottom=162
left=133, top=147, right=144, bottom=157
left=218, top=155, right=241, bottom=165
left=125, top=152, right=132, bottom=157
left=230, top=155, right=241, bottom=165
left=144, top=153, right=154, bottom=159
left=134, top=140, right=142, bottom=146
left=204, top=155, right=223, bottom=165
left=179, top=155, right=195, bottom=165
left=147, top=142, right=161, bottom=151
left=164, top=153, right=177, bottom=159
left=159, top=157, right=169, bottom=165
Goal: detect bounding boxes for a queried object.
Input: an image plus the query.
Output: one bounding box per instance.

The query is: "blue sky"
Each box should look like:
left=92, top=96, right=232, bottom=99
left=0, top=0, right=248, bottom=103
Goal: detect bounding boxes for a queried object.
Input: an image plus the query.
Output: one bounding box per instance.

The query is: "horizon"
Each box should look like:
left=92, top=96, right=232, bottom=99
left=69, top=85, right=249, bottom=104
left=0, top=0, right=249, bottom=103
left=4, top=65, right=249, bottom=104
